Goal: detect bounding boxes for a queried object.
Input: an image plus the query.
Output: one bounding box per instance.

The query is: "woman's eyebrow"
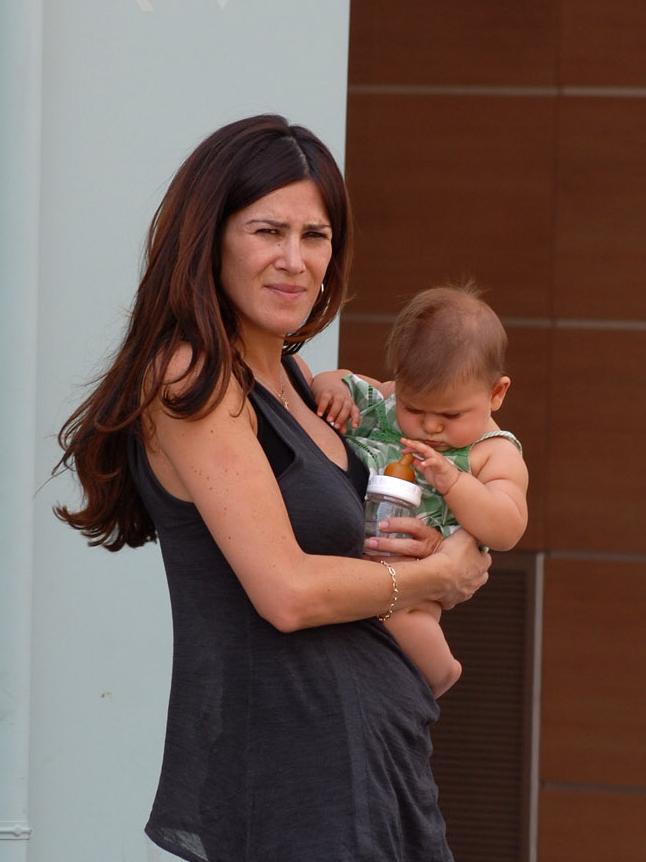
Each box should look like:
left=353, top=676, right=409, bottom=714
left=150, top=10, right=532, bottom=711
left=245, top=218, right=332, bottom=231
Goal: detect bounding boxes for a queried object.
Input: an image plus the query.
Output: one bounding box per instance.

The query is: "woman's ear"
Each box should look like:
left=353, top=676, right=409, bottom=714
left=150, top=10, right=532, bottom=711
left=490, top=376, right=511, bottom=412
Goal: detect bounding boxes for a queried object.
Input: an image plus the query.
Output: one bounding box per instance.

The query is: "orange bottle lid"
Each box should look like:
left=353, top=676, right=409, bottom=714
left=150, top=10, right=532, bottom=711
left=383, top=453, right=416, bottom=484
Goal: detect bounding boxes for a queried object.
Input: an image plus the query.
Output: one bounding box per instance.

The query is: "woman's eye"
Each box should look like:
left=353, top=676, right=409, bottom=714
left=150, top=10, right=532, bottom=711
left=305, top=231, right=329, bottom=240
left=256, top=227, right=279, bottom=236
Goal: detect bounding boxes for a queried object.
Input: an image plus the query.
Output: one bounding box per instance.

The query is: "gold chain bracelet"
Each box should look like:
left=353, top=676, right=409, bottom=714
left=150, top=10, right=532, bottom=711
left=377, top=560, right=399, bottom=622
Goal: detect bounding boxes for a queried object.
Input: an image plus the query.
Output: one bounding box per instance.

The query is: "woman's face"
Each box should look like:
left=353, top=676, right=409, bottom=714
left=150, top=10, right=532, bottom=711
left=219, top=179, right=333, bottom=344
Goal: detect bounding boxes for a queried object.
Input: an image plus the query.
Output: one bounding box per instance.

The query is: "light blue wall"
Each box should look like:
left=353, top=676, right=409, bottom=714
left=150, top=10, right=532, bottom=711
left=0, top=1, right=42, bottom=859
left=0, top=2, right=349, bottom=859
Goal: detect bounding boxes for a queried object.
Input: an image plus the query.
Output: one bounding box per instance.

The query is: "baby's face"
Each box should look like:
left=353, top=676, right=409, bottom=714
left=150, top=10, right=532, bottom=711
left=395, top=377, right=508, bottom=451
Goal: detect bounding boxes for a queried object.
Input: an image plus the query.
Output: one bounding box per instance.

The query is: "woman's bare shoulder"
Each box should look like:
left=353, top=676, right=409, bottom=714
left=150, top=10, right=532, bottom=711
left=146, top=342, right=254, bottom=430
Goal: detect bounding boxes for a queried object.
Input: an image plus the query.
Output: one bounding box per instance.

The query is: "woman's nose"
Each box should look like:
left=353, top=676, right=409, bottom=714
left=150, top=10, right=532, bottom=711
left=276, top=236, right=305, bottom=273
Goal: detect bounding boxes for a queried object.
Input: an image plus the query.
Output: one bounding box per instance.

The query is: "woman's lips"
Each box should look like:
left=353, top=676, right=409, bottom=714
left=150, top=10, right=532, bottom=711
left=265, top=283, right=307, bottom=297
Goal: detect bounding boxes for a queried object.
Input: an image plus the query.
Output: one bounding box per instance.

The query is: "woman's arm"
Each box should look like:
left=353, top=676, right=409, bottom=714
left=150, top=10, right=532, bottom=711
left=150, top=362, right=489, bottom=632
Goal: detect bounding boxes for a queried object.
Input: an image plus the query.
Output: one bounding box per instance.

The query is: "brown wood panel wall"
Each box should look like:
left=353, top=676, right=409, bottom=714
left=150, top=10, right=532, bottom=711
left=349, top=0, right=559, bottom=86
left=432, top=554, right=537, bottom=862
left=345, top=93, right=556, bottom=319
left=554, top=98, right=646, bottom=319
left=343, top=3, right=646, bottom=859
left=539, top=787, right=646, bottom=862
left=541, top=559, right=646, bottom=786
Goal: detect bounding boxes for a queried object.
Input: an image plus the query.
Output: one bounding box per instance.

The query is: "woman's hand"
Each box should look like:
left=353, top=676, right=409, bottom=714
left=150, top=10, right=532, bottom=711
left=364, top=516, right=444, bottom=559
left=432, top=529, right=490, bottom=609
left=365, top=521, right=490, bottom=610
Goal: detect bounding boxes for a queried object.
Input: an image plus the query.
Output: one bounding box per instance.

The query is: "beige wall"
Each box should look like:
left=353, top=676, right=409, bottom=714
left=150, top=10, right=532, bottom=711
left=342, top=3, right=646, bottom=859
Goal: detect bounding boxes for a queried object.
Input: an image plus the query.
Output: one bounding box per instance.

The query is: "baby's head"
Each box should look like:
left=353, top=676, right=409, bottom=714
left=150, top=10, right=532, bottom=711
left=387, top=283, right=510, bottom=450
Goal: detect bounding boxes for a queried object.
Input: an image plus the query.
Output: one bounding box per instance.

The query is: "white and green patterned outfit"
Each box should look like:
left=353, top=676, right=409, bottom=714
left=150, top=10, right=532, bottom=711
left=343, top=374, right=522, bottom=537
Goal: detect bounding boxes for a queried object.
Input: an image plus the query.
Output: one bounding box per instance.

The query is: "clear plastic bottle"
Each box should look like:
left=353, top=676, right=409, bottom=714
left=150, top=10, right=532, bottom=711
left=364, top=454, right=421, bottom=554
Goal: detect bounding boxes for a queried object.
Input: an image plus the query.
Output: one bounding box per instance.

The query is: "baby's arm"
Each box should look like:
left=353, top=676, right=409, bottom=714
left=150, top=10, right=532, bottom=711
left=385, top=602, right=462, bottom=698
left=310, top=369, right=394, bottom=431
left=401, top=436, right=529, bottom=551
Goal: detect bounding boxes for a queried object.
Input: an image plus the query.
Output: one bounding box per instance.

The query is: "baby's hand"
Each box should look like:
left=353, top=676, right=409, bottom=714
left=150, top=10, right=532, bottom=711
left=311, top=371, right=360, bottom=432
left=400, top=438, right=461, bottom=495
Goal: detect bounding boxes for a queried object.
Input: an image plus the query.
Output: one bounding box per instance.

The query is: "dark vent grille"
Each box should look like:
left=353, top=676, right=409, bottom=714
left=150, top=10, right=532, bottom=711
left=432, top=553, right=537, bottom=862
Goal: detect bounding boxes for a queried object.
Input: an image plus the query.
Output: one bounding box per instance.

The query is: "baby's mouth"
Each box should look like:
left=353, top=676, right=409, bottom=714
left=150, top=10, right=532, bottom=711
left=426, top=440, right=448, bottom=451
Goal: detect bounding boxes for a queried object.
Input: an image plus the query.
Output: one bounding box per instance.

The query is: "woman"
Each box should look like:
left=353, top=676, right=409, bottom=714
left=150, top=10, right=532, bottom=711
left=55, top=115, right=490, bottom=862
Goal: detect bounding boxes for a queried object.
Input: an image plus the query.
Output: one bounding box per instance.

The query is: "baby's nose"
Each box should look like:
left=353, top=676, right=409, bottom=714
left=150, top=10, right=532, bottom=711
left=423, top=415, right=443, bottom=434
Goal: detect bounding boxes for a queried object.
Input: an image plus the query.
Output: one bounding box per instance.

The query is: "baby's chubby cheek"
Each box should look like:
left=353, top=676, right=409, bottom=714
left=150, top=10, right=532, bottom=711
left=395, top=411, right=417, bottom=440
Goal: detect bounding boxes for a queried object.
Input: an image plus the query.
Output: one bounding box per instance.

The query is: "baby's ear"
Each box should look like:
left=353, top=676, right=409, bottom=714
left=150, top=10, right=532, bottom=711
left=490, top=376, right=511, bottom=411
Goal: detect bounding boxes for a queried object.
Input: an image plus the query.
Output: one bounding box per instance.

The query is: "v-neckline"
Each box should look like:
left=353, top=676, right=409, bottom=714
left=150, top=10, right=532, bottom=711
left=252, top=356, right=353, bottom=477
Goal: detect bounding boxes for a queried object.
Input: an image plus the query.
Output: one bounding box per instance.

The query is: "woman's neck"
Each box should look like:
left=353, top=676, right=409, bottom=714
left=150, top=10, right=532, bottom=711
left=237, top=333, right=285, bottom=385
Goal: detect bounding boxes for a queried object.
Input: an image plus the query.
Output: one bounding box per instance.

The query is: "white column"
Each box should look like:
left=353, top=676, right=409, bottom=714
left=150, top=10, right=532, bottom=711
left=0, top=0, right=43, bottom=858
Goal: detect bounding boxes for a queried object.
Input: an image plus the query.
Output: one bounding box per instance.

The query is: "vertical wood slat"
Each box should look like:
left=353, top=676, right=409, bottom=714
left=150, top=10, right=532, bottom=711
left=431, top=553, right=537, bottom=862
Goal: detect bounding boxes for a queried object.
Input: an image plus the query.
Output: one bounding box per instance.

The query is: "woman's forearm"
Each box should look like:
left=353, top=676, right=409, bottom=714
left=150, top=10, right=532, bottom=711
left=262, top=526, right=490, bottom=632
left=251, top=550, right=455, bottom=632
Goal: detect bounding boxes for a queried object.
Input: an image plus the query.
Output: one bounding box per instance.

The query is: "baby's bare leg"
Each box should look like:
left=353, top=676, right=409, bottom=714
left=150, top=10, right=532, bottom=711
left=385, top=601, right=462, bottom=698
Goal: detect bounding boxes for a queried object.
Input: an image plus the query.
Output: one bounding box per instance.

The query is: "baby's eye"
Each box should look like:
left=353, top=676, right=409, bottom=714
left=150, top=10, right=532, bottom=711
left=443, top=413, right=461, bottom=420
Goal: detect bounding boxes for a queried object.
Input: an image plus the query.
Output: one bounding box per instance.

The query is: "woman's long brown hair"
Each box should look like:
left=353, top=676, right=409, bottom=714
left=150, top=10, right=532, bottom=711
left=54, top=115, right=353, bottom=551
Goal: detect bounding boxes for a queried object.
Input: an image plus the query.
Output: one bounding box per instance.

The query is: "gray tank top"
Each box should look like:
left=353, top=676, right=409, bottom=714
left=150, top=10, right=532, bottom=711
left=129, top=356, right=454, bottom=862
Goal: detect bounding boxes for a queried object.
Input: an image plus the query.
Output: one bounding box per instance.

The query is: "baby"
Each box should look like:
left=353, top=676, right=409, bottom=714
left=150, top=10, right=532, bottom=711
left=311, top=284, right=529, bottom=697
